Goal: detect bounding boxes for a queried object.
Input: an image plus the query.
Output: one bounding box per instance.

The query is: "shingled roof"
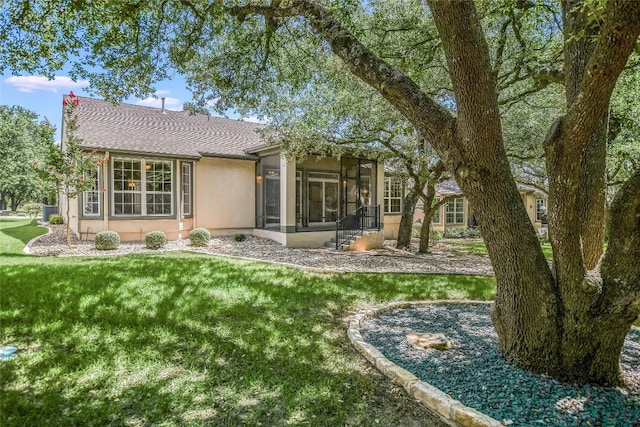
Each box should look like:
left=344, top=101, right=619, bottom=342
left=435, top=180, right=547, bottom=196
left=70, top=97, right=264, bottom=159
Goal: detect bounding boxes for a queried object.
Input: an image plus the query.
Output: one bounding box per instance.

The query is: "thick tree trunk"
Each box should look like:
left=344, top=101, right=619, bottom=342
left=10, top=194, right=21, bottom=211
left=238, top=0, right=640, bottom=385
left=396, top=186, right=419, bottom=250
left=418, top=186, right=438, bottom=253
left=563, top=0, right=607, bottom=269
left=540, top=0, right=640, bottom=384
left=0, top=191, right=6, bottom=211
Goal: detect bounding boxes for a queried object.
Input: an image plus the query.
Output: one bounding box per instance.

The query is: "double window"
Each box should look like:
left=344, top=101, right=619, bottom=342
left=445, top=197, right=464, bottom=224
left=384, top=177, right=403, bottom=214
left=112, top=158, right=173, bottom=217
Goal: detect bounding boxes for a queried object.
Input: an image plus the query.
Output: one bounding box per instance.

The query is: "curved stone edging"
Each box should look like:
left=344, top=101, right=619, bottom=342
left=23, top=224, right=51, bottom=255
left=348, top=300, right=503, bottom=427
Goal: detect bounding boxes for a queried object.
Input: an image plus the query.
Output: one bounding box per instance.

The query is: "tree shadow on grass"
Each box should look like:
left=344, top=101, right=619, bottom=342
left=0, top=253, right=461, bottom=426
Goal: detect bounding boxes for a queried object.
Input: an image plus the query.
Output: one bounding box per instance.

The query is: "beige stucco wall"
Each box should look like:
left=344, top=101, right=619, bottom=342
left=194, top=157, right=256, bottom=232
left=75, top=218, right=194, bottom=242
left=72, top=156, right=256, bottom=242
left=383, top=214, right=402, bottom=239
left=254, top=228, right=335, bottom=248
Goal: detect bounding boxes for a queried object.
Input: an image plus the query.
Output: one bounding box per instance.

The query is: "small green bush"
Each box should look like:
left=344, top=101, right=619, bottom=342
left=49, top=214, right=64, bottom=225
left=411, top=222, right=422, bottom=238
left=22, top=202, right=43, bottom=218
left=442, top=227, right=482, bottom=239
left=430, top=230, right=442, bottom=241
left=95, top=231, right=120, bottom=250
left=234, top=233, right=247, bottom=242
left=443, top=227, right=466, bottom=239
left=189, top=228, right=211, bottom=247
left=145, top=231, right=167, bottom=249
left=465, top=227, right=482, bottom=238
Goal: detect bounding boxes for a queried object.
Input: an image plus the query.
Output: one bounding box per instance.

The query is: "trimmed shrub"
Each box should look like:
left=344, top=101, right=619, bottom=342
left=145, top=231, right=167, bottom=249
left=442, top=227, right=482, bottom=239
left=443, top=227, right=466, bottom=239
left=95, top=231, right=120, bottom=250
left=49, top=214, right=64, bottom=225
left=430, top=230, right=442, bottom=241
left=411, top=222, right=422, bottom=238
left=465, top=227, right=482, bottom=238
left=234, top=233, right=247, bottom=242
left=22, top=202, right=43, bottom=218
left=189, top=228, right=211, bottom=247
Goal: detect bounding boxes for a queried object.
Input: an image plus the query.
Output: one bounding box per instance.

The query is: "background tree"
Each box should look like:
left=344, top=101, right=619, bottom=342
left=36, top=93, right=108, bottom=248
left=0, top=105, right=54, bottom=211
left=3, top=0, right=640, bottom=386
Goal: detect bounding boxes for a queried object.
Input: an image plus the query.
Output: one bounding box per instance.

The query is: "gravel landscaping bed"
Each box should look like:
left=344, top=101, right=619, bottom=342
left=360, top=303, right=640, bottom=426
left=27, top=225, right=494, bottom=275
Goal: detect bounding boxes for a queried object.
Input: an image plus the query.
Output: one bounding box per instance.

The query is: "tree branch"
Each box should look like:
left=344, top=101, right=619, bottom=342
left=559, top=1, right=640, bottom=157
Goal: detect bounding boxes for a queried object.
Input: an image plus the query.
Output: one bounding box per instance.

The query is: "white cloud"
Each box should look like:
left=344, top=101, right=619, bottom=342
left=136, top=96, right=182, bottom=111
left=4, top=75, right=89, bottom=93
left=242, top=116, right=269, bottom=124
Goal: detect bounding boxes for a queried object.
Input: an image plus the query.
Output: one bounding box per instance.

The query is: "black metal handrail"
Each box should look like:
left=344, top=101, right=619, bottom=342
left=335, top=205, right=380, bottom=249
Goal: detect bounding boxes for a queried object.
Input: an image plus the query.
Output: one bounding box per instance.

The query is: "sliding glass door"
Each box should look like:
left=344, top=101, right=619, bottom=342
left=308, top=173, right=339, bottom=223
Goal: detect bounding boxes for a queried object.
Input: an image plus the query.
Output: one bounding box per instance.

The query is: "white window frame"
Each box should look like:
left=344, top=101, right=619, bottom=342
left=536, top=198, right=546, bottom=222
left=181, top=162, right=193, bottom=217
left=384, top=176, right=403, bottom=214
left=82, top=167, right=101, bottom=217
left=431, top=197, right=441, bottom=224
left=111, top=158, right=173, bottom=217
left=445, top=197, right=464, bottom=224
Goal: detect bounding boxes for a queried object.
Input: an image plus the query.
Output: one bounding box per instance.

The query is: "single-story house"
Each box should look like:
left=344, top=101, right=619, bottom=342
left=60, top=97, right=386, bottom=248
left=413, top=179, right=548, bottom=233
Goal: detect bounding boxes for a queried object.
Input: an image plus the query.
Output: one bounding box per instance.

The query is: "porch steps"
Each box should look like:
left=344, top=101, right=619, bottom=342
left=325, top=236, right=361, bottom=251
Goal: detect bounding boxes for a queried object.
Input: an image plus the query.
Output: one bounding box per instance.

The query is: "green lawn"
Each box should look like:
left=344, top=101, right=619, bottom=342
left=0, top=219, right=496, bottom=426
left=0, top=218, right=48, bottom=255
left=439, top=239, right=554, bottom=260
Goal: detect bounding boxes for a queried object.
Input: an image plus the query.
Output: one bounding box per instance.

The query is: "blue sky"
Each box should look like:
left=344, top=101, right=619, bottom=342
left=0, top=71, right=262, bottom=142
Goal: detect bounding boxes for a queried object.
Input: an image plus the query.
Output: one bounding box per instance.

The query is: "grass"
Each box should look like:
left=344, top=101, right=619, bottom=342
left=0, top=220, right=496, bottom=426
left=439, top=239, right=554, bottom=260
left=0, top=218, right=48, bottom=255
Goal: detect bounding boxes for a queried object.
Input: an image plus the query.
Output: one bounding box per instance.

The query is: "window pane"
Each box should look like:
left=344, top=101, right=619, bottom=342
left=384, top=177, right=403, bottom=214
left=83, top=168, right=100, bottom=216
left=182, top=163, right=192, bottom=216
left=113, top=159, right=142, bottom=215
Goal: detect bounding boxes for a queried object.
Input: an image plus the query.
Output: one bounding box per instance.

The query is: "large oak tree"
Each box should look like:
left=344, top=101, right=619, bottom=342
left=3, top=0, right=639, bottom=385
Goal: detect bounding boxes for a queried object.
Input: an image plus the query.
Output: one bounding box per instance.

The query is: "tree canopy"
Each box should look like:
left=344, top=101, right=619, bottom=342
left=0, top=105, right=54, bottom=211
left=2, top=0, right=640, bottom=386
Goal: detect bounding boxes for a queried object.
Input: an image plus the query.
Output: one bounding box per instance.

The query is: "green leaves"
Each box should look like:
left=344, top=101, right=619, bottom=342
left=0, top=105, right=54, bottom=208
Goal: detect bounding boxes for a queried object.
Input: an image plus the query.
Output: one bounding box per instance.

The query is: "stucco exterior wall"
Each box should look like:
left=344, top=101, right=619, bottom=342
left=194, top=157, right=256, bottom=231
left=75, top=218, right=194, bottom=242
left=383, top=214, right=402, bottom=239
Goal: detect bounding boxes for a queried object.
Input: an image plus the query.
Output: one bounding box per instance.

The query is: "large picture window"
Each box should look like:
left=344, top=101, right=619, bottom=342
left=445, top=197, right=464, bottom=224
left=82, top=168, right=101, bottom=216
left=112, top=158, right=173, bottom=217
left=384, top=177, right=403, bottom=214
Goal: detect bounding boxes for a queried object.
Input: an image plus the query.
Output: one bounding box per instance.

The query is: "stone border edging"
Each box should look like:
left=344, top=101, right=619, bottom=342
left=23, top=224, right=51, bottom=255
left=348, top=300, right=504, bottom=427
